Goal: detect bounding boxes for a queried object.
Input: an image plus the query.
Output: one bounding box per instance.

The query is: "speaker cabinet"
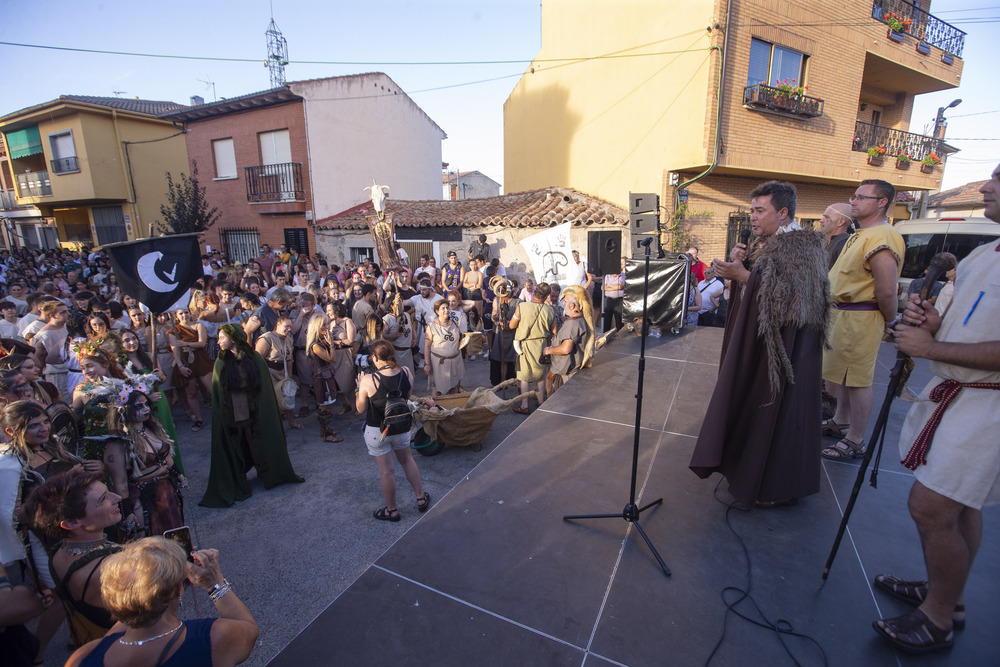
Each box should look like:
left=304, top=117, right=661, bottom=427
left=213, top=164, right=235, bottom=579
left=587, top=230, right=622, bottom=276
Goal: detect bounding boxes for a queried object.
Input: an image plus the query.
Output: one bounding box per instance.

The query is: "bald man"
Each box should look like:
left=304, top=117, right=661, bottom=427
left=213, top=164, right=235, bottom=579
left=820, top=203, right=853, bottom=270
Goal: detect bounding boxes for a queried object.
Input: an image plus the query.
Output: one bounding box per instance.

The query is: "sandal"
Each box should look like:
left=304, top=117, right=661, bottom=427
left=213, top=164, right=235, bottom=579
left=821, top=418, right=850, bottom=437
left=287, top=422, right=305, bottom=430
left=417, top=491, right=431, bottom=513
left=873, top=608, right=953, bottom=653
left=512, top=406, right=530, bottom=415
left=822, top=437, right=866, bottom=461
left=191, top=420, right=204, bottom=432
left=323, top=433, right=344, bottom=443
left=874, top=575, right=966, bottom=629
left=297, top=406, right=310, bottom=418
left=373, top=506, right=401, bottom=522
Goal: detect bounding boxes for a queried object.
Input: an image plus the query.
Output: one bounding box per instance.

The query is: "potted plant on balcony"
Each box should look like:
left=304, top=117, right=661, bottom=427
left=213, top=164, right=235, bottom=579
left=867, top=145, right=887, bottom=167
left=775, top=79, right=806, bottom=107
left=920, top=153, right=942, bottom=173
left=885, top=12, right=912, bottom=41
left=894, top=151, right=912, bottom=170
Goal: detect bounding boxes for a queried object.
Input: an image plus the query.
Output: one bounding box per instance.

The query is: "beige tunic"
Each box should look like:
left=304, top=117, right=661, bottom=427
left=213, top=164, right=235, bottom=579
left=427, top=320, right=463, bottom=393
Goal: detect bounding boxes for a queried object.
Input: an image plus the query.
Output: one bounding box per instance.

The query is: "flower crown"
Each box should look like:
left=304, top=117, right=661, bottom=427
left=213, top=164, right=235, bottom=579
left=71, top=339, right=104, bottom=363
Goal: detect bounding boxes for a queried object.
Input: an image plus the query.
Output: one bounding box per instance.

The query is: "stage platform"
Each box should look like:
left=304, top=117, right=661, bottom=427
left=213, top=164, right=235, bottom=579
left=270, top=326, right=999, bottom=666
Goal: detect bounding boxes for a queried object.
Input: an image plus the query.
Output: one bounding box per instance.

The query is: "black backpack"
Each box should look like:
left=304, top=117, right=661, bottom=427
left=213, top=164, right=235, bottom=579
left=376, top=372, right=412, bottom=436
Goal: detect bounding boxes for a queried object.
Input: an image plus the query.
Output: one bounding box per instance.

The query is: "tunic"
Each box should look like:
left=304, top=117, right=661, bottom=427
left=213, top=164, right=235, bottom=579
left=550, top=317, right=588, bottom=379
left=823, top=224, right=904, bottom=387
left=330, top=319, right=356, bottom=396
left=427, top=319, right=463, bottom=392
left=897, top=241, right=1000, bottom=509
left=515, top=301, right=555, bottom=383
left=385, top=313, right=415, bottom=377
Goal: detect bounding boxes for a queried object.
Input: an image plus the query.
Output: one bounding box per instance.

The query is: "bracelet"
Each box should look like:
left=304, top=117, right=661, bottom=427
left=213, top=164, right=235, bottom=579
left=209, top=578, right=232, bottom=602
left=885, top=316, right=902, bottom=329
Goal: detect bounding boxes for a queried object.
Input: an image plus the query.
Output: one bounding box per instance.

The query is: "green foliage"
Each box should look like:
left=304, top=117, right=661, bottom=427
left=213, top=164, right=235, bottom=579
left=158, top=163, right=220, bottom=235
left=664, top=202, right=713, bottom=252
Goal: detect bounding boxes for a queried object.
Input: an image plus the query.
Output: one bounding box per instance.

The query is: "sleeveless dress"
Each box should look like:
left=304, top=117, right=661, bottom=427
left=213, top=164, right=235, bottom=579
left=427, top=320, right=463, bottom=392
left=170, top=325, right=213, bottom=388
left=79, top=618, right=215, bottom=667
left=330, top=319, right=356, bottom=396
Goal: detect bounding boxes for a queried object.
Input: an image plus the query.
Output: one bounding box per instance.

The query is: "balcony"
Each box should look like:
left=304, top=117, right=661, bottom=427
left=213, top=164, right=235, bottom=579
left=852, top=120, right=943, bottom=162
left=50, top=156, right=79, bottom=174
left=872, top=0, right=966, bottom=57
left=743, top=84, right=824, bottom=119
left=1, top=189, right=28, bottom=210
left=245, top=162, right=304, bottom=203
left=15, top=171, right=52, bottom=198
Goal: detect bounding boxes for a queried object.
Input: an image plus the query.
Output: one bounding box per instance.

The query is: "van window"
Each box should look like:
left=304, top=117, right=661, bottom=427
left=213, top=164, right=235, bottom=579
left=943, top=235, right=999, bottom=263
left=901, top=233, right=945, bottom=279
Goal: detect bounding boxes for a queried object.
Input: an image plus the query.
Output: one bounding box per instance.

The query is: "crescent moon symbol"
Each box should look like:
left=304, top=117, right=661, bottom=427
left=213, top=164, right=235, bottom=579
left=137, top=251, right=179, bottom=293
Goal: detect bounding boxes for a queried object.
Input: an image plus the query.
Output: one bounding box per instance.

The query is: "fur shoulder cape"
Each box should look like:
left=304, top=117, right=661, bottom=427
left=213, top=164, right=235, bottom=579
left=754, top=229, right=831, bottom=392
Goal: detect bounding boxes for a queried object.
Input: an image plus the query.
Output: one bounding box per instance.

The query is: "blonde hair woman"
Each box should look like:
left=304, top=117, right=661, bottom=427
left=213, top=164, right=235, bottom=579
left=306, top=314, right=342, bottom=442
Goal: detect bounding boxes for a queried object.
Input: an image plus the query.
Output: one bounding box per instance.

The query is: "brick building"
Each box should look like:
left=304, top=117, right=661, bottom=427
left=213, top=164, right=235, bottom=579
left=504, top=0, right=966, bottom=260
left=163, top=72, right=446, bottom=264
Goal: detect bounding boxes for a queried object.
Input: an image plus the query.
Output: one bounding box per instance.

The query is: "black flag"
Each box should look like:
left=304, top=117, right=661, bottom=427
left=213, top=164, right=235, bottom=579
left=102, top=234, right=203, bottom=315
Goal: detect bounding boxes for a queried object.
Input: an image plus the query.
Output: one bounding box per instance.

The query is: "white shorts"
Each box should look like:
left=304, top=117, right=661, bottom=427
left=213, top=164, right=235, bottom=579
left=364, top=425, right=411, bottom=457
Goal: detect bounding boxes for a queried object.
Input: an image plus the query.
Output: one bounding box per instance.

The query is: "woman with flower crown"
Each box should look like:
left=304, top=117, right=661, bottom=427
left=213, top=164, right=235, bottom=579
left=71, top=344, right=128, bottom=463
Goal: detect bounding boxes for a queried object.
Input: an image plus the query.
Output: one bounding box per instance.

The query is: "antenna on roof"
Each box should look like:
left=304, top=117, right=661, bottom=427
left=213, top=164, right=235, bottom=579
left=197, top=76, right=217, bottom=102
left=265, top=6, right=289, bottom=89
left=113, top=91, right=126, bottom=98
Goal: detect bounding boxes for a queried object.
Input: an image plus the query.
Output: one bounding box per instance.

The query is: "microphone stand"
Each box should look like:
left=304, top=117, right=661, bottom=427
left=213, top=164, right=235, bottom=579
left=563, top=237, right=670, bottom=577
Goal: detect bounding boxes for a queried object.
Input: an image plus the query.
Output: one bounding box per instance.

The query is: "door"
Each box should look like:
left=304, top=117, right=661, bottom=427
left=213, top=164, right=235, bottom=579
left=92, top=205, right=128, bottom=245
left=260, top=130, right=293, bottom=201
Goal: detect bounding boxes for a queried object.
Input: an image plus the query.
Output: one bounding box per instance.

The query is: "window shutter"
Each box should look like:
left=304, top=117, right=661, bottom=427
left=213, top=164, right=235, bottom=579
left=51, top=132, right=76, bottom=159
left=747, top=39, right=771, bottom=87
left=213, top=138, right=236, bottom=178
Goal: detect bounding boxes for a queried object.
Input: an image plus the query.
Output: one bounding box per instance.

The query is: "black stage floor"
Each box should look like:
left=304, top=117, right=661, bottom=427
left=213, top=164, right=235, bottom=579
left=271, top=327, right=999, bottom=666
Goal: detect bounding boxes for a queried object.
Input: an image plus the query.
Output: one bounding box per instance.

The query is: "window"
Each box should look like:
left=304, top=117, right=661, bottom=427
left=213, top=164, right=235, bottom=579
left=48, top=130, right=79, bottom=174
left=747, top=38, right=806, bottom=88
left=283, top=228, right=309, bottom=256
left=350, top=247, right=374, bottom=264
left=212, top=138, right=237, bottom=179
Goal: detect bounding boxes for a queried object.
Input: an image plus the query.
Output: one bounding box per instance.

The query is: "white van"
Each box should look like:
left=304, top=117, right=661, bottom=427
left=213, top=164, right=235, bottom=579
left=894, top=217, right=1000, bottom=309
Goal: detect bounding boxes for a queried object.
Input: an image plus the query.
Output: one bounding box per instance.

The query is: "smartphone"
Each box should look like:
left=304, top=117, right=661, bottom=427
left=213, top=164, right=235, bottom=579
left=163, top=526, right=195, bottom=562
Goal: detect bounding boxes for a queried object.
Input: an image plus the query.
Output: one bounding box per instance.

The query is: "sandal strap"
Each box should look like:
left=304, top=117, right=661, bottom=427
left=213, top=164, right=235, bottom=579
left=875, top=608, right=953, bottom=651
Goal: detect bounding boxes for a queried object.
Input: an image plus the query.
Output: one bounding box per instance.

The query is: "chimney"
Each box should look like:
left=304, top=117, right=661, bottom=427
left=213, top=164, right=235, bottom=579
left=190, top=95, right=205, bottom=106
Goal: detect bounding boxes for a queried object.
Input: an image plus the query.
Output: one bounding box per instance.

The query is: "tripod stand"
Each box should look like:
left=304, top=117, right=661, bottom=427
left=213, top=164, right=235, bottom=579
left=563, top=237, right=670, bottom=577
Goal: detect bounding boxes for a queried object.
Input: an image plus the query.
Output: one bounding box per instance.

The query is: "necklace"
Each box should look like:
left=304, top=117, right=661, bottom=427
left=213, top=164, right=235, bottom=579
left=118, top=621, right=183, bottom=646
left=63, top=538, right=109, bottom=556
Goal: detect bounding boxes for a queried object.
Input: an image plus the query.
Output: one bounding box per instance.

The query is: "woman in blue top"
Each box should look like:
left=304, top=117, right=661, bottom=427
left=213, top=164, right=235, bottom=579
left=66, top=537, right=258, bottom=667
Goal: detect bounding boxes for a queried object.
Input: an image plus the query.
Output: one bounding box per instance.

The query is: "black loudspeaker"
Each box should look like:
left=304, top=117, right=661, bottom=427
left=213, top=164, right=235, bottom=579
left=588, top=230, right=621, bottom=276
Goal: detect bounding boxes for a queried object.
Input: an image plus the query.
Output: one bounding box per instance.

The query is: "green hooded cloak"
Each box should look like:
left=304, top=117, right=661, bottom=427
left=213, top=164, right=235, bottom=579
left=199, top=324, right=303, bottom=508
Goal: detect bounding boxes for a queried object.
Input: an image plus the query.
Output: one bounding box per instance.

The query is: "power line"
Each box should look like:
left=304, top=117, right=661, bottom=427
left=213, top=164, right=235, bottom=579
left=950, top=109, right=1000, bottom=119
left=0, top=40, right=710, bottom=67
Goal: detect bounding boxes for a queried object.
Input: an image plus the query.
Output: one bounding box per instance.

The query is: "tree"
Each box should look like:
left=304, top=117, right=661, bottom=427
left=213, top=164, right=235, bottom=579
left=158, top=162, right=220, bottom=235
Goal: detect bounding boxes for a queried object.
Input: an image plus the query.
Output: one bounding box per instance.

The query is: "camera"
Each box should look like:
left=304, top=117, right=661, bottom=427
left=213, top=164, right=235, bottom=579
left=355, top=353, right=375, bottom=373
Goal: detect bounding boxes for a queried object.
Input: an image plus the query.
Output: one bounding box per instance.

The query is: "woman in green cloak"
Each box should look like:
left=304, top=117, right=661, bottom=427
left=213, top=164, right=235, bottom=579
left=199, top=324, right=304, bottom=508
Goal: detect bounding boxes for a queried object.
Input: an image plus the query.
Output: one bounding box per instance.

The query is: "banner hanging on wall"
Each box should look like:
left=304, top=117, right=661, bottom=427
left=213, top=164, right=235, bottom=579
left=519, top=223, right=573, bottom=285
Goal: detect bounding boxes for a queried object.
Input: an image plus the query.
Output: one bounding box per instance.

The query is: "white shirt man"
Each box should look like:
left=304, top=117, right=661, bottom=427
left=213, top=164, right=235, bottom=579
left=696, top=269, right=725, bottom=316
left=567, top=251, right=592, bottom=288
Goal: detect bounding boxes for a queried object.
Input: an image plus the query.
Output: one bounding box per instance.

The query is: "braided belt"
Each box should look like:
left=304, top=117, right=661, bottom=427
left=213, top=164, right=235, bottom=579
left=902, top=379, right=1000, bottom=470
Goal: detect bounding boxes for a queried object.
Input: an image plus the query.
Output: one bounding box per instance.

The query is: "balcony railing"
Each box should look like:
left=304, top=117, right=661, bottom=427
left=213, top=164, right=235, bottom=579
left=15, top=171, right=52, bottom=198
left=50, top=156, right=79, bottom=174
left=853, top=120, right=943, bottom=162
left=744, top=84, right=824, bottom=118
left=245, top=162, right=304, bottom=203
left=872, top=0, right=966, bottom=57
left=1, top=189, right=30, bottom=210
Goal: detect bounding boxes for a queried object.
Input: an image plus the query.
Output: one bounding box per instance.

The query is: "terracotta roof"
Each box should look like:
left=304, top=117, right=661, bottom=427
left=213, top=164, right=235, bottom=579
left=928, top=180, right=987, bottom=209
left=61, top=96, right=186, bottom=115
left=159, top=87, right=300, bottom=121
left=316, top=187, right=628, bottom=230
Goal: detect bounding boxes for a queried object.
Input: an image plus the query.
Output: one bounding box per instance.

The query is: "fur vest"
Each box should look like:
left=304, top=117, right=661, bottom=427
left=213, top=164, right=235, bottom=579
left=753, top=229, right=831, bottom=392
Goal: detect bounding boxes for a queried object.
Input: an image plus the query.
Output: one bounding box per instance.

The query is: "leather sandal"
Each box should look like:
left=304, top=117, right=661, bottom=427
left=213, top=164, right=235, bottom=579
left=822, top=437, right=866, bottom=461
left=512, top=406, right=530, bottom=415
left=373, top=506, right=401, bottom=522
left=417, top=491, right=431, bottom=513
left=874, top=575, right=966, bottom=629
left=821, top=418, right=850, bottom=437
left=873, top=608, right=953, bottom=653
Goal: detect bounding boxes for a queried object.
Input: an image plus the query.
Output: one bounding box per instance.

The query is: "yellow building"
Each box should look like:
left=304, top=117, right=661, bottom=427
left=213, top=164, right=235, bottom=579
left=505, top=0, right=964, bottom=258
left=0, top=96, right=189, bottom=247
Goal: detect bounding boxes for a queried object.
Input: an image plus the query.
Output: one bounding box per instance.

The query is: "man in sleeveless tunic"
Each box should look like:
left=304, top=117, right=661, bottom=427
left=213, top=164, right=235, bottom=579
left=509, top=282, right=555, bottom=414
left=689, top=181, right=831, bottom=507
left=821, top=180, right=904, bottom=461
left=871, top=165, right=1000, bottom=652
left=33, top=301, right=71, bottom=399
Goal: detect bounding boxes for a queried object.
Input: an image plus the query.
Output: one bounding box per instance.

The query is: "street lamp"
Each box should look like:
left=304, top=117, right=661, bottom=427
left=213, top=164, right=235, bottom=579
left=933, top=98, right=962, bottom=139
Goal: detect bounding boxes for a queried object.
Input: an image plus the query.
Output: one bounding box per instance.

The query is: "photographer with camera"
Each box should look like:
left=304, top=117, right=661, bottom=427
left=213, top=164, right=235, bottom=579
left=489, top=275, right=520, bottom=386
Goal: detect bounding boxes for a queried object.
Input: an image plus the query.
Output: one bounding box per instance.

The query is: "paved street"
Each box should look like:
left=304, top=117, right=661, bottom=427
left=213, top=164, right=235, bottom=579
left=42, top=354, right=523, bottom=667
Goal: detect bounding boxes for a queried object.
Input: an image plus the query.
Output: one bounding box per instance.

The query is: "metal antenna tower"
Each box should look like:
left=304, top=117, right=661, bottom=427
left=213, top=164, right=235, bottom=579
left=265, top=15, right=289, bottom=88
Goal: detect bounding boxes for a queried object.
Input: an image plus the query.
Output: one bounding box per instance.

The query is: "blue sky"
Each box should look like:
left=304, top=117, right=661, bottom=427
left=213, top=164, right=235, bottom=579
left=2, top=0, right=996, bottom=193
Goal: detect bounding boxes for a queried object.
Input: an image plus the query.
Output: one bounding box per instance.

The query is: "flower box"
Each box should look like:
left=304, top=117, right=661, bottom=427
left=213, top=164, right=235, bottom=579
left=895, top=160, right=911, bottom=170
left=916, top=42, right=931, bottom=55
left=941, top=53, right=954, bottom=65
left=920, top=164, right=935, bottom=174
left=868, top=156, right=884, bottom=167
left=888, top=30, right=905, bottom=43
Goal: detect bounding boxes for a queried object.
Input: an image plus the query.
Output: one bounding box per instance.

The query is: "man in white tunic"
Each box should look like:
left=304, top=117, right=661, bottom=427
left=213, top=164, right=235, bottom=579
left=872, top=164, right=1000, bottom=653
left=406, top=280, right=442, bottom=369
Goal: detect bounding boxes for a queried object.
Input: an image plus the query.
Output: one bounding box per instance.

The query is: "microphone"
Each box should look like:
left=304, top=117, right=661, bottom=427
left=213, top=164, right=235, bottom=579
left=739, top=228, right=751, bottom=246
left=919, top=253, right=957, bottom=302
left=639, top=236, right=653, bottom=247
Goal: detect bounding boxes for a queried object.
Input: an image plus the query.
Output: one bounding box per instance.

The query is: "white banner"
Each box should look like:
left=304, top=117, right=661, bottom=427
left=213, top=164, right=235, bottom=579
left=519, top=223, right=573, bottom=285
